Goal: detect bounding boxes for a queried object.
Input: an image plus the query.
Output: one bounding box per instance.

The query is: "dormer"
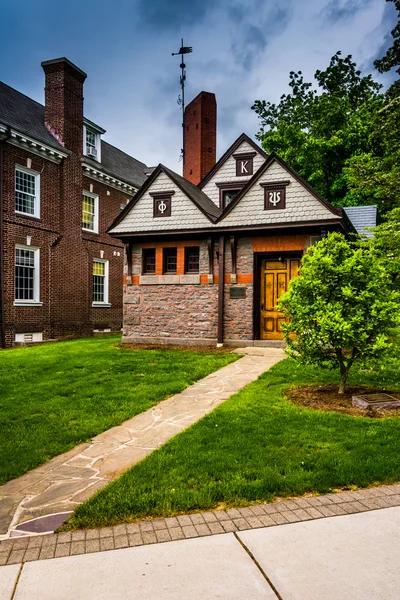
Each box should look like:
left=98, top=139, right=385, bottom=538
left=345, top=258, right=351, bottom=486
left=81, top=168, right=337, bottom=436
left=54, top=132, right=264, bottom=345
left=83, top=118, right=105, bottom=162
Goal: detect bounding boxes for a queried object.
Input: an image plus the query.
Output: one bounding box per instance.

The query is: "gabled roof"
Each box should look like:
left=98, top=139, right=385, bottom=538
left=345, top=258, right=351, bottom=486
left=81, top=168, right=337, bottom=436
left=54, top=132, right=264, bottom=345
left=218, top=152, right=342, bottom=222
left=344, top=206, right=377, bottom=237
left=161, top=165, right=221, bottom=220
left=83, top=141, right=148, bottom=189
left=0, top=80, right=148, bottom=187
left=0, top=81, right=65, bottom=151
left=198, top=133, right=268, bottom=189
left=107, top=163, right=222, bottom=234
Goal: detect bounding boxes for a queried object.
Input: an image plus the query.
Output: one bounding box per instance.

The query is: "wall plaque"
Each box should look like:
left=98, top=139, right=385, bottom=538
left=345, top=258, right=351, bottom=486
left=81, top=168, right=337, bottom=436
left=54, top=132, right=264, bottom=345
left=153, top=196, right=172, bottom=217
left=230, top=286, right=246, bottom=299
left=264, top=186, right=286, bottom=210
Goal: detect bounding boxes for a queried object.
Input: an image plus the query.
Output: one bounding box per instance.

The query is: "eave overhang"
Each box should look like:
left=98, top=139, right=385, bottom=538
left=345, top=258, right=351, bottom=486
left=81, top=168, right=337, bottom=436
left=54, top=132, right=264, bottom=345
left=109, top=218, right=347, bottom=243
left=82, top=161, right=137, bottom=194
left=0, top=123, right=70, bottom=164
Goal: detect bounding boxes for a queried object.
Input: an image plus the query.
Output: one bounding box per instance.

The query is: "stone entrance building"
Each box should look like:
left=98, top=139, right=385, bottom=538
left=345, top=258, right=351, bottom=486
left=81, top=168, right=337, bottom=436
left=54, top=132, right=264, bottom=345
left=108, top=92, right=369, bottom=346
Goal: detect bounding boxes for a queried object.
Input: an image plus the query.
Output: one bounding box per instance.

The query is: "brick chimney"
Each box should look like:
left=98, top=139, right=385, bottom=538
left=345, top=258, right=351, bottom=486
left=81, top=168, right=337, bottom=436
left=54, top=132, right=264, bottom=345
left=41, top=57, right=87, bottom=152
left=183, top=91, right=216, bottom=185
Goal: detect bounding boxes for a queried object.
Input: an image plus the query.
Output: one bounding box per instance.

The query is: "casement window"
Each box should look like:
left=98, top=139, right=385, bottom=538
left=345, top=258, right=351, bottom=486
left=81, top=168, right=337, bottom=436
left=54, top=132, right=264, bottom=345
left=14, top=246, right=41, bottom=305
left=15, top=166, right=40, bottom=218
left=82, top=192, right=99, bottom=233
left=142, top=248, right=156, bottom=274
left=184, top=247, right=200, bottom=273
left=163, top=248, right=177, bottom=274
left=92, top=259, right=109, bottom=305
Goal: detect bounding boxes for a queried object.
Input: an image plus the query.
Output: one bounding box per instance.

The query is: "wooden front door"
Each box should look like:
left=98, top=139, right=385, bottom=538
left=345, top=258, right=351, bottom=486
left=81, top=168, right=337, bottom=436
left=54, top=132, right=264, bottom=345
left=260, top=258, right=300, bottom=339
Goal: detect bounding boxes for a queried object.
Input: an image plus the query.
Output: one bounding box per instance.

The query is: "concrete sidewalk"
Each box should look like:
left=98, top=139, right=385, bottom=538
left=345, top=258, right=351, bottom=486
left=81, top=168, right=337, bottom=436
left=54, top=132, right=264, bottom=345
left=2, top=507, right=399, bottom=599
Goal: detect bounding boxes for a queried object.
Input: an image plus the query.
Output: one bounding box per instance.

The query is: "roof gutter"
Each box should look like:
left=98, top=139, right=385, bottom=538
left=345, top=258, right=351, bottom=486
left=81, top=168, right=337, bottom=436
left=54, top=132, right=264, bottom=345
left=0, top=126, right=12, bottom=348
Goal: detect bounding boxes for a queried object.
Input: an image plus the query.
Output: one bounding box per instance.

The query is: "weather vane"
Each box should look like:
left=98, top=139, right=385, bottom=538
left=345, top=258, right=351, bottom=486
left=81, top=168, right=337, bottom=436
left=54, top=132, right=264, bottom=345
left=172, top=39, right=192, bottom=161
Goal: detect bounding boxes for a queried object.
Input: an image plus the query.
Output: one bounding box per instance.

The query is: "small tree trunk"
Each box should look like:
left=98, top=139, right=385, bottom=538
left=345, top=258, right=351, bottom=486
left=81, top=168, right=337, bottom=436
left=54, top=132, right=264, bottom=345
left=338, top=363, right=349, bottom=395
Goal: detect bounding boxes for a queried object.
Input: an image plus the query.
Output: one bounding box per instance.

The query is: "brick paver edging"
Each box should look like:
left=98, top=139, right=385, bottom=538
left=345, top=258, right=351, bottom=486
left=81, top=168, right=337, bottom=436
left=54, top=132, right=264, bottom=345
left=1, top=483, right=400, bottom=566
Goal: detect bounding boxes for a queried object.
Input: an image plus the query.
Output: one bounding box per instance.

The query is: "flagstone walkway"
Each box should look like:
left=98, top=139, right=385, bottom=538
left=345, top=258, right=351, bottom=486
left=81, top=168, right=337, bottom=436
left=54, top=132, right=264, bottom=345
left=0, top=347, right=285, bottom=540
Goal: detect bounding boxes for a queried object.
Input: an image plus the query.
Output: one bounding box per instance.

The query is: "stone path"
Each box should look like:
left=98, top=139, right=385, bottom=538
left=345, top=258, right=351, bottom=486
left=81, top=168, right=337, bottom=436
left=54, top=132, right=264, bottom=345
left=0, top=347, right=284, bottom=539
left=0, top=482, right=399, bottom=567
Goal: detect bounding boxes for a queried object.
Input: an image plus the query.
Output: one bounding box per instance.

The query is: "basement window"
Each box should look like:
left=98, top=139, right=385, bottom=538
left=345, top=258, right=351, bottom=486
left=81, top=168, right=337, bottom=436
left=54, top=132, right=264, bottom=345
left=185, top=247, right=200, bottom=273
left=163, top=248, right=177, bottom=274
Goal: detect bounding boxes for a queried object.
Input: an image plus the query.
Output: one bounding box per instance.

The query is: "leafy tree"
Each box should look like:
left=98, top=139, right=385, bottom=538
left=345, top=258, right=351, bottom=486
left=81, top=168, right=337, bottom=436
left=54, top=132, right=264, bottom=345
left=278, top=233, right=399, bottom=394
left=252, top=52, right=383, bottom=208
left=374, top=0, right=400, bottom=98
left=371, top=207, right=400, bottom=290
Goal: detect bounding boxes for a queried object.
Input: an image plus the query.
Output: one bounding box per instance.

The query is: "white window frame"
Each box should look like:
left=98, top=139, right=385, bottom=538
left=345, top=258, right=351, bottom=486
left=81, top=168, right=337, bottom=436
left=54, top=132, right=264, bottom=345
left=15, top=165, right=40, bottom=219
left=82, top=191, right=99, bottom=234
left=13, top=245, right=42, bottom=306
left=92, top=259, right=110, bottom=307
left=83, top=125, right=101, bottom=162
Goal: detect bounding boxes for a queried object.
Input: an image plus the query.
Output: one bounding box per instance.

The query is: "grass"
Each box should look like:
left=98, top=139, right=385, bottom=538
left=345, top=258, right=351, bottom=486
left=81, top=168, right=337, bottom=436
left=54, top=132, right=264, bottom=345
left=66, top=351, right=400, bottom=530
left=0, top=336, right=237, bottom=484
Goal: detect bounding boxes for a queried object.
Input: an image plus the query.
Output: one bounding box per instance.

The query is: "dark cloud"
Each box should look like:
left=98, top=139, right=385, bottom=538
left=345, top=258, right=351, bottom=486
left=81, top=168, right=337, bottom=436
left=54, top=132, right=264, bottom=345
left=136, top=0, right=220, bottom=29
left=231, top=5, right=292, bottom=70
left=321, top=0, right=374, bottom=24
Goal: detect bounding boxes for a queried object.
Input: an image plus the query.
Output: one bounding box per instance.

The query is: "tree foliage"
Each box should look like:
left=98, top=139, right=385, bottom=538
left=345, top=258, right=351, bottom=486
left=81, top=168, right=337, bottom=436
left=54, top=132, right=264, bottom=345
left=371, top=207, right=400, bottom=290
left=278, top=233, right=399, bottom=394
left=252, top=43, right=400, bottom=214
left=374, top=0, right=400, bottom=98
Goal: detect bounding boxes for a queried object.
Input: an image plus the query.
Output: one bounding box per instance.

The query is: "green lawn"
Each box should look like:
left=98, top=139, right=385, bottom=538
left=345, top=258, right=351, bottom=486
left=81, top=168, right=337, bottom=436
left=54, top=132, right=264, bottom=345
left=0, top=336, right=237, bottom=484
left=66, top=352, right=400, bottom=530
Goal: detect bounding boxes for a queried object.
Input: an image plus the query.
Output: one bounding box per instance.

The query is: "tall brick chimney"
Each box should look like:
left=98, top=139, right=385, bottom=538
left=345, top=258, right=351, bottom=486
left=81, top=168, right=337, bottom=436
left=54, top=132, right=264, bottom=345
left=183, top=91, right=216, bottom=185
left=41, top=57, right=87, bottom=151
left=41, top=58, right=89, bottom=335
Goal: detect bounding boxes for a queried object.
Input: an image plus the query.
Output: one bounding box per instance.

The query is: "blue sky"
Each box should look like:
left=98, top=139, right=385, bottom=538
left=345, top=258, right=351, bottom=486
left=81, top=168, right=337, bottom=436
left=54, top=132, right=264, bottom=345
left=0, top=0, right=397, bottom=171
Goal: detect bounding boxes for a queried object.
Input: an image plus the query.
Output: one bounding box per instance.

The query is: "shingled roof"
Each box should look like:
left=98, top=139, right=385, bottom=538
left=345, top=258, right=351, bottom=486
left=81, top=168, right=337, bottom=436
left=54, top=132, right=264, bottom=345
left=344, top=206, right=377, bottom=237
left=162, top=165, right=221, bottom=221
left=0, top=82, right=65, bottom=150
left=84, top=141, right=148, bottom=189
left=0, top=81, right=148, bottom=188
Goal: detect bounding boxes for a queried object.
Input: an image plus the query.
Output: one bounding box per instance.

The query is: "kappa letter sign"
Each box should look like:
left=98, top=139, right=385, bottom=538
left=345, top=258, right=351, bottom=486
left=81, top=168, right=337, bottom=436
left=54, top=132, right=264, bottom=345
left=235, top=156, right=254, bottom=176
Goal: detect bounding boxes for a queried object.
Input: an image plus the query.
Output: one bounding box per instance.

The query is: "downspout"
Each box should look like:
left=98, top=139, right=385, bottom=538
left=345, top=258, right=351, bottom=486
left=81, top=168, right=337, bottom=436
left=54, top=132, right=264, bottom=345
left=0, top=127, right=12, bottom=348
left=217, top=235, right=225, bottom=345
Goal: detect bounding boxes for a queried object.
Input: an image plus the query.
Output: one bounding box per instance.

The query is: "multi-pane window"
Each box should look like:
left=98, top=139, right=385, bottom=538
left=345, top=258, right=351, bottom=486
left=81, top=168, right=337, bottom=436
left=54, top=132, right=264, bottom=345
left=15, top=167, right=40, bottom=217
left=142, top=248, right=156, bottom=274
left=93, top=260, right=109, bottom=304
left=85, top=128, right=98, bottom=158
left=163, top=248, right=177, bottom=274
left=185, top=247, right=200, bottom=273
left=14, top=246, right=39, bottom=303
left=82, top=192, right=99, bottom=232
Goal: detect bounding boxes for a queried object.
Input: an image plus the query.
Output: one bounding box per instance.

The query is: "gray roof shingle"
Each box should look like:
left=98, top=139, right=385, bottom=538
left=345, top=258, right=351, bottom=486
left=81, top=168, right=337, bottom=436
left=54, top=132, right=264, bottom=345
left=343, top=206, right=377, bottom=237
left=162, top=165, right=221, bottom=220
left=84, top=141, right=148, bottom=189
left=0, top=81, right=148, bottom=188
left=0, top=81, right=65, bottom=150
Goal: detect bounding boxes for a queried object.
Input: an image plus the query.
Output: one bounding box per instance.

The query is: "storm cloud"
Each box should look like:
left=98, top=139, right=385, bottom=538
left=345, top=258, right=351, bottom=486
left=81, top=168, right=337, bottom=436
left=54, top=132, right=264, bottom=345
left=0, top=0, right=396, bottom=171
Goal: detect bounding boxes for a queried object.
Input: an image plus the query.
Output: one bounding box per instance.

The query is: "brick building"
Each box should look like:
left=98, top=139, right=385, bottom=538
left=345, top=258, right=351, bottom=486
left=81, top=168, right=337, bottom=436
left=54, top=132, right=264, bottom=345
left=0, top=57, right=149, bottom=347
left=108, top=91, right=374, bottom=346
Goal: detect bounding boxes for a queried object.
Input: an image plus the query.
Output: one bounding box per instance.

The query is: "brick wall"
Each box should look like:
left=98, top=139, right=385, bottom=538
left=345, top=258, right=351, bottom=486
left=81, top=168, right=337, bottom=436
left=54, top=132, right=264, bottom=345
left=183, top=92, right=217, bottom=185
left=1, top=145, right=127, bottom=345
